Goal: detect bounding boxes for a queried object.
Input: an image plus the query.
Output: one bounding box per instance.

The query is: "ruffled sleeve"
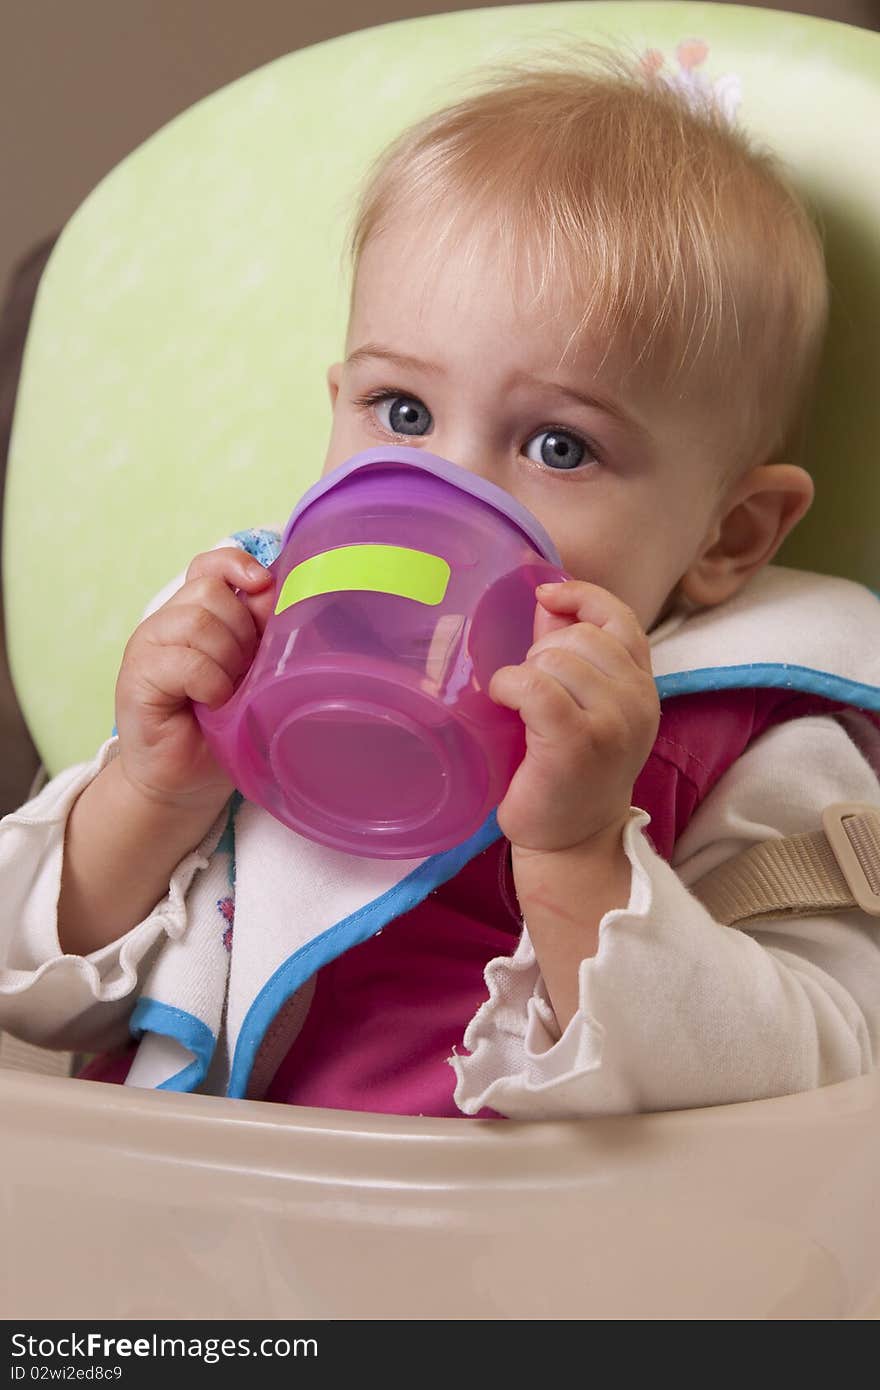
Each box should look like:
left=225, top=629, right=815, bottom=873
left=0, top=733, right=228, bottom=1053
left=450, top=714, right=880, bottom=1119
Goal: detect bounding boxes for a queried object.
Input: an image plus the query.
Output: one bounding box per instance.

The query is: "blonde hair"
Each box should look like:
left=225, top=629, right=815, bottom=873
left=340, top=42, right=829, bottom=474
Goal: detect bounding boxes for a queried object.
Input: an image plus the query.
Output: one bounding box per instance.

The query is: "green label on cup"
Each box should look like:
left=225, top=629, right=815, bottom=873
left=274, top=543, right=451, bottom=614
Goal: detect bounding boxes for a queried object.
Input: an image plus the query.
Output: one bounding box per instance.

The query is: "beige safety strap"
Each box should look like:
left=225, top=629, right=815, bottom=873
left=692, top=802, right=880, bottom=928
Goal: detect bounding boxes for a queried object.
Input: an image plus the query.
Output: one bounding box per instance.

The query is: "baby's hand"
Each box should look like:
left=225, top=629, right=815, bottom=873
left=114, top=548, right=275, bottom=814
left=488, top=581, right=660, bottom=853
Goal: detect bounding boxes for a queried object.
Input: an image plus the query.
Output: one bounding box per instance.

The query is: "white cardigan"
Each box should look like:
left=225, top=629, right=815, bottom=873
left=2, top=557, right=880, bottom=1119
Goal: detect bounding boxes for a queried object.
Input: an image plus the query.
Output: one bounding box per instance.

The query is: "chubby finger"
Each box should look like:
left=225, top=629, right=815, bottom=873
left=120, top=644, right=237, bottom=712
left=525, top=620, right=640, bottom=684
left=186, top=546, right=273, bottom=595
left=523, top=646, right=613, bottom=713
left=533, top=581, right=651, bottom=672
left=489, top=659, right=592, bottom=739
left=144, top=603, right=257, bottom=683
left=531, top=598, right=577, bottom=648
left=525, top=646, right=658, bottom=727
left=166, top=573, right=264, bottom=652
left=186, top=549, right=276, bottom=638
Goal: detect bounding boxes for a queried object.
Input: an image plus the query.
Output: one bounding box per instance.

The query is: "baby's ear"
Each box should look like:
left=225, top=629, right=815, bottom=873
left=679, top=463, right=814, bottom=609
left=326, top=362, right=343, bottom=406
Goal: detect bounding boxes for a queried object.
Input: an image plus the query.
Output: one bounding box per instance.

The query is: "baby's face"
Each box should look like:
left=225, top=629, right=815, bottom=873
left=323, top=217, right=728, bottom=632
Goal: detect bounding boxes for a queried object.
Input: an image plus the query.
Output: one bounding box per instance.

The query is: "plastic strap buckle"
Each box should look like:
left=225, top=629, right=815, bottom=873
left=821, top=802, right=880, bottom=918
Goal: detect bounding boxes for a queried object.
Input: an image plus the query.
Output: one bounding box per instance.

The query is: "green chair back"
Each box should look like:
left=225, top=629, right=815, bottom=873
left=5, top=2, right=880, bottom=772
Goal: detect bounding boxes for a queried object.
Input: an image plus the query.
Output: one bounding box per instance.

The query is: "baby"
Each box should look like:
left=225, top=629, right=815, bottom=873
left=2, top=47, right=880, bottom=1118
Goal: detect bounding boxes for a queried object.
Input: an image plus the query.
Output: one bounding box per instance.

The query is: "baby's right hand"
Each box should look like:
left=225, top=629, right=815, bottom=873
left=114, top=547, right=275, bottom=813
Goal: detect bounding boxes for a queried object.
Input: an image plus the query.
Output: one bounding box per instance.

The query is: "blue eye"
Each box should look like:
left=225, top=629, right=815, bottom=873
left=524, top=429, right=593, bottom=471
left=359, top=391, right=432, bottom=437
left=354, top=389, right=598, bottom=471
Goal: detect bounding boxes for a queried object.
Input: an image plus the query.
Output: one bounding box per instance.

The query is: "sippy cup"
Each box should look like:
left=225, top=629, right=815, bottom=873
left=194, top=446, right=571, bottom=858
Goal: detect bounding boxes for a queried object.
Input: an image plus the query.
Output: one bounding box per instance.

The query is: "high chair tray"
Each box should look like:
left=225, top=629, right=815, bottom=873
left=2, top=1066, right=879, bottom=1319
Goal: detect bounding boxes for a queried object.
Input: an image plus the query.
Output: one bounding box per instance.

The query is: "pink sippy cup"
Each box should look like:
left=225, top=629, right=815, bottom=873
left=194, top=446, right=571, bottom=858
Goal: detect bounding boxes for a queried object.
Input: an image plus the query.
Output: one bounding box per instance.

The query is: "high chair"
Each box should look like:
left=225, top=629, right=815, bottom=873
left=3, top=2, right=880, bottom=1319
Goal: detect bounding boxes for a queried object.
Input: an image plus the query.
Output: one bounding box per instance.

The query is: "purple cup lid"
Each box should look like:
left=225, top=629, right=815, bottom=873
left=281, top=446, right=563, bottom=566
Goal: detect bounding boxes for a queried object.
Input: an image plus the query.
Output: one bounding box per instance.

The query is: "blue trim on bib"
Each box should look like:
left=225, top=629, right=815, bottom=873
left=129, top=998, right=216, bottom=1093
left=655, top=663, right=880, bottom=711
left=226, top=808, right=504, bottom=1098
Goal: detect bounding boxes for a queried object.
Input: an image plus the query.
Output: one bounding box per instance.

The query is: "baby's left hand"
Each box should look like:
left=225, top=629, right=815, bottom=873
left=488, top=581, right=660, bottom=853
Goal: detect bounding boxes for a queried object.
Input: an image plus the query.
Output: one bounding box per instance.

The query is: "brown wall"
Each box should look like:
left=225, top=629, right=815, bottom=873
left=0, top=0, right=878, bottom=813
